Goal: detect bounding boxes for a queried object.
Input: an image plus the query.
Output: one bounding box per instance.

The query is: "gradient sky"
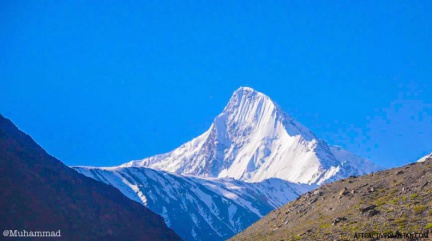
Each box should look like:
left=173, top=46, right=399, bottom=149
left=1, top=1, right=431, bottom=168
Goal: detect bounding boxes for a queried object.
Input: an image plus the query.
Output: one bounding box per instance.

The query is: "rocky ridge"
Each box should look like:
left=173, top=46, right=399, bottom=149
left=232, top=157, right=432, bottom=241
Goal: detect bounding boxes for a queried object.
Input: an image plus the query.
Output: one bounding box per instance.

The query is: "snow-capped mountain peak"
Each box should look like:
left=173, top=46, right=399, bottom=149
left=218, top=87, right=316, bottom=142
left=76, top=87, right=382, bottom=240
left=122, top=87, right=380, bottom=185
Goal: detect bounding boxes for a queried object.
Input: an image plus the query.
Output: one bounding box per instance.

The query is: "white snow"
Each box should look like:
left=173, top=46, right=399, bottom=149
left=417, top=152, right=432, bottom=162
left=120, top=87, right=380, bottom=185
left=73, top=86, right=383, bottom=241
left=73, top=165, right=314, bottom=241
left=329, top=145, right=381, bottom=174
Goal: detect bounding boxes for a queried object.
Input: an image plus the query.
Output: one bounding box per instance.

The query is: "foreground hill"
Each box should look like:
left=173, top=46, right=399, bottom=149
left=232, top=158, right=432, bottom=241
left=0, top=115, right=182, bottom=241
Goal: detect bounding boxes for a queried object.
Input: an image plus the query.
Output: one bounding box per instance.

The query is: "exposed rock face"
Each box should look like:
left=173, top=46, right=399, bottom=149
left=231, top=159, right=432, bottom=241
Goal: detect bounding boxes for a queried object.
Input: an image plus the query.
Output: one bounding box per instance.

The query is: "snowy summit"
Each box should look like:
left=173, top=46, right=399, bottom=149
left=121, top=87, right=381, bottom=185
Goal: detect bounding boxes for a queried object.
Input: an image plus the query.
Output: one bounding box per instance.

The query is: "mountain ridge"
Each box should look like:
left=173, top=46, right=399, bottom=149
left=417, top=152, right=432, bottom=162
left=0, top=114, right=182, bottom=241
left=75, top=87, right=381, bottom=240
left=231, top=156, right=432, bottom=240
left=73, top=165, right=313, bottom=241
left=120, top=87, right=381, bottom=185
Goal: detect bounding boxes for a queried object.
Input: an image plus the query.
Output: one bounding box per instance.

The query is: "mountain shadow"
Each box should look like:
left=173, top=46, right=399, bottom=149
left=0, top=114, right=182, bottom=241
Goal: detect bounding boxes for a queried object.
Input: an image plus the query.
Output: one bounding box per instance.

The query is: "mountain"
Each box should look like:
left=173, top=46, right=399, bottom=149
left=73, top=166, right=313, bottom=241
left=0, top=115, right=182, bottom=241
left=122, top=87, right=381, bottom=185
left=73, top=87, right=381, bottom=240
left=231, top=158, right=432, bottom=241
left=417, top=152, right=432, bottom=162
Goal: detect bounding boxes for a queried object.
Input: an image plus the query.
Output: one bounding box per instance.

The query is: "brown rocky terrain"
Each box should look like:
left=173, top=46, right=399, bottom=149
left=232, top=157, right=432, bottom=241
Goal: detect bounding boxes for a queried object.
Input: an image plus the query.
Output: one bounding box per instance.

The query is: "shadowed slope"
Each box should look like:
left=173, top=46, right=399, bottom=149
left=0, top=114, right=182, bottom=241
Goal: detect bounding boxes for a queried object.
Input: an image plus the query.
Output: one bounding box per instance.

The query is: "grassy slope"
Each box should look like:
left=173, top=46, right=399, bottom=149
left=232, top=159, right=432, bottom=241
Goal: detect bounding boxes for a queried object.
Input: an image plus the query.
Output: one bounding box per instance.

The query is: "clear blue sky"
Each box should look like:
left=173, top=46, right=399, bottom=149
left=1, top=1, right=431, bottom=168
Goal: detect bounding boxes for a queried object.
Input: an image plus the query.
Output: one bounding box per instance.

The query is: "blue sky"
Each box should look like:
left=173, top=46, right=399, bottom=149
left=1, top=1, right=431, bottom=168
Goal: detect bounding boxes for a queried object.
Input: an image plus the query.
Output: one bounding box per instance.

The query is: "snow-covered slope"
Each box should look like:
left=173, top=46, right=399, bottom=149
left=328, top=146, right=377, bottom=173
left=122, top=87, right=381, bottom=185
left=73, top=166, right=312, bottom=241
left=74, top=87, right=381, bottom=241
left=417, top=152, right=432, bottom=162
